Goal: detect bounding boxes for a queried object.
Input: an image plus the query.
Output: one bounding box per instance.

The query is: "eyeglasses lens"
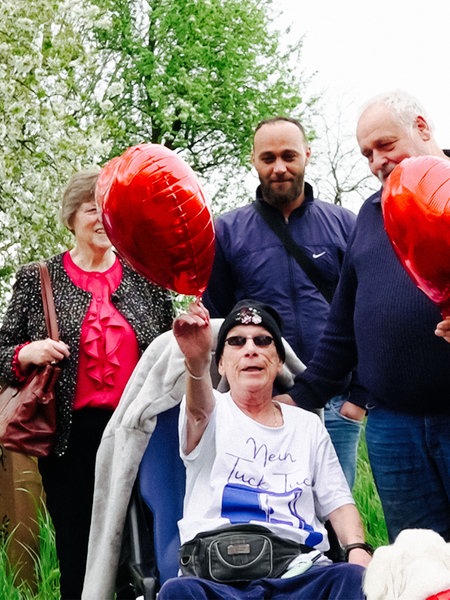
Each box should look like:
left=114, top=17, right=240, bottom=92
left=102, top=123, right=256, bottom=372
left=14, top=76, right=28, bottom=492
left=225, top=335, right=274, bottom=347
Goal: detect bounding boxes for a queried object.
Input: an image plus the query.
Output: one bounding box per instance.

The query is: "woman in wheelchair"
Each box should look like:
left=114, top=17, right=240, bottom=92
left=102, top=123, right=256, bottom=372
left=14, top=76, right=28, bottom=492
left=160, top=299, right=372, bottom=599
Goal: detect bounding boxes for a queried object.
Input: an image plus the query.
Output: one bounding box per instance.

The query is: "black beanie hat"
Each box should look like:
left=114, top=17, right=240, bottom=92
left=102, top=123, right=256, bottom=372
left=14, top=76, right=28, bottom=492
left=215, top=299, right=285, bottom=365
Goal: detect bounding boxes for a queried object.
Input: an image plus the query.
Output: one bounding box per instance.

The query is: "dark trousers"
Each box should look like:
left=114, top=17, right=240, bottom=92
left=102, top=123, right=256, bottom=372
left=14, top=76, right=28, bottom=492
left=366, top=407, right=450, bottom=542
left=157, top=563, right=366, bottom=599
left=39, top=408, right=113, bottom=600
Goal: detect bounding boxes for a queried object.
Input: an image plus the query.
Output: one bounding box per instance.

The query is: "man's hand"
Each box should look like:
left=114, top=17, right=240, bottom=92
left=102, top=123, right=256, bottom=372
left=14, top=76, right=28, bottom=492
left=339, top=401, right=366, bottom=421
left=435, top=317, right=450, bottom=343
left=274, top=396, right=366, bottom=423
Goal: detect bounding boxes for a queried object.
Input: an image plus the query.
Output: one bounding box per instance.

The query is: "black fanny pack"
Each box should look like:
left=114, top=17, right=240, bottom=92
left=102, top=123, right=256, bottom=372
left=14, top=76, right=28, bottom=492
left=179, top=524, right=314, bottom=582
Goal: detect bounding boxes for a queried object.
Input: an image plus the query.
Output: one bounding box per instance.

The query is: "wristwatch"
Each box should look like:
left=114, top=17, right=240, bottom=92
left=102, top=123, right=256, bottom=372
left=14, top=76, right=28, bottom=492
left=344, top=542, right=374, bottom=561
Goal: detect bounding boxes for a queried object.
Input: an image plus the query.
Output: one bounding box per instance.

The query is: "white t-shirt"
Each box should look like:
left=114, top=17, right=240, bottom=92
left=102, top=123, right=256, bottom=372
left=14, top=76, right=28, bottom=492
left=178, top=390, right=354, bottom=552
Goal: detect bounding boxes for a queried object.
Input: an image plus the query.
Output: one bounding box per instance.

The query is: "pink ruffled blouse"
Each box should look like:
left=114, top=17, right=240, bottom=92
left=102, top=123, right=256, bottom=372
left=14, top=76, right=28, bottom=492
left=64, top=251, right=140, bottom=410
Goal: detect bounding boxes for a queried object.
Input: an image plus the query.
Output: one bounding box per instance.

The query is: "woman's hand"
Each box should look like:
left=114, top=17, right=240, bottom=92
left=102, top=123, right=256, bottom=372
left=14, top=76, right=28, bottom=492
left=18, top=339, right=70, bottom=370
left=346, top=546, right=373, bottom=568
left=174, top=302, right=215, bottom=453
left=173, top=301, right=212, bottom=374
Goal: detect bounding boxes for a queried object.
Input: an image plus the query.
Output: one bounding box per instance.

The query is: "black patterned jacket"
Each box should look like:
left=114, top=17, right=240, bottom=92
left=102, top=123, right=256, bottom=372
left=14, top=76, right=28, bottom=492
left=0, top=253, right=174, bottom=455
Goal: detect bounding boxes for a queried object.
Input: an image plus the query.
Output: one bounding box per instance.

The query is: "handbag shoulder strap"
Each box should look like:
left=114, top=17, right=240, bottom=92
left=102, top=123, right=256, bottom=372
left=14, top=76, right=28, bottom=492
left=253, top=199, right=335, bottom=303
left=38, top=262, right=60, bottom=341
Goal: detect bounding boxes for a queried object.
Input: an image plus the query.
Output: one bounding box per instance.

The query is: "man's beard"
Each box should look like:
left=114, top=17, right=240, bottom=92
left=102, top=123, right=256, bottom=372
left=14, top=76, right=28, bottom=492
left=260, top=175, right=304, bottom=208
left=377, top=164, right=396, bottom=185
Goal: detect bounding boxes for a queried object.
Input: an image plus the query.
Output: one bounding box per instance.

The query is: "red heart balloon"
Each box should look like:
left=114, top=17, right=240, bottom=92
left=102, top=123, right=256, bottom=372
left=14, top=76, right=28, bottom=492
left=426, top=592, right=450, bottom=600
left=382, top=155, right=450, bottom=317
left=96, top=144, right=215, bottom=296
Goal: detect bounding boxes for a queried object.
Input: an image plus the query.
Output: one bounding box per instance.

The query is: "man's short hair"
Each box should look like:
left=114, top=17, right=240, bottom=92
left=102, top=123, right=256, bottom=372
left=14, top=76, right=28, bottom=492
left=358, top=90, right=433, bottom=132
left=253, top=116, right=308, bottom=144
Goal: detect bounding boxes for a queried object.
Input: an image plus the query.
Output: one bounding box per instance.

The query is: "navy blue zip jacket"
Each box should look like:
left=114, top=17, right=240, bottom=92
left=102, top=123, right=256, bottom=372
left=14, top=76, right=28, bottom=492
left=203, top=183, right=356, bottom=369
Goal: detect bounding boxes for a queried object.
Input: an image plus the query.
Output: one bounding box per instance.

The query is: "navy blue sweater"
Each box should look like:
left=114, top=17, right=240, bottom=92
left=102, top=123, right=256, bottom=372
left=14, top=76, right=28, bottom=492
left=291, top=190, right=450, bottom=415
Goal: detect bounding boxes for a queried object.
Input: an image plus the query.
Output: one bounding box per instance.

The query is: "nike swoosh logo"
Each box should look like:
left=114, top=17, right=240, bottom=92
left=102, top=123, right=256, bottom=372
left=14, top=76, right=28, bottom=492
left=312, top=251, right=326, bottom=259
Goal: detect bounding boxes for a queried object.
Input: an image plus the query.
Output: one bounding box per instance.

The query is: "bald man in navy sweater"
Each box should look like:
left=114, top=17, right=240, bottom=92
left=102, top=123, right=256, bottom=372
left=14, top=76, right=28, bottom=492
left=280, top=90, right=450, bottom=543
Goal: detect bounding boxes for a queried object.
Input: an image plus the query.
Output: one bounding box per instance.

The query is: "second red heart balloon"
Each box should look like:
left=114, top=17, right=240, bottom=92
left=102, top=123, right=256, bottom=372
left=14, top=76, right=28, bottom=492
left=382, top=155, right=450, bottom=317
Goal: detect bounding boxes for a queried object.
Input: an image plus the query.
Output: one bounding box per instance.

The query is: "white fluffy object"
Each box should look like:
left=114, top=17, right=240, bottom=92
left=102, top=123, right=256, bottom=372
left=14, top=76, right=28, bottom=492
left=364, top=529, right=450, bottom=600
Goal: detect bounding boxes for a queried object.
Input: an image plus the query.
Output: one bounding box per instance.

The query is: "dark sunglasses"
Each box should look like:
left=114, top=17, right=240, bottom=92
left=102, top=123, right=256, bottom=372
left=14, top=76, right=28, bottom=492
left=224, top=335, right=274, bottom=348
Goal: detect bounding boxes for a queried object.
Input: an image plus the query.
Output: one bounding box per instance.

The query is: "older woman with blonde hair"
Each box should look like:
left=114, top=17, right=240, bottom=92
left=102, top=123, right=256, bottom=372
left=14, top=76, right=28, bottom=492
left=0, top=169, right=174, bottom=599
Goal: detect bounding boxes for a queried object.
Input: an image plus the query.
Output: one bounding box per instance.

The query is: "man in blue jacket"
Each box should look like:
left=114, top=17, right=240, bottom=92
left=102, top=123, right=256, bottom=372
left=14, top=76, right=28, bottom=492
left=203, top=116, right=362, bottom=487
left=285, top=90, right=450, bottom=542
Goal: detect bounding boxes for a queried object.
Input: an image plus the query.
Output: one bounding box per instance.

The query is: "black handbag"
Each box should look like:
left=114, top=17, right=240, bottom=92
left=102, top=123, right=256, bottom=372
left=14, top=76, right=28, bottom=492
left=179, top=524, right=314, bottom=582
left=0, top=262, right=60, bottom=457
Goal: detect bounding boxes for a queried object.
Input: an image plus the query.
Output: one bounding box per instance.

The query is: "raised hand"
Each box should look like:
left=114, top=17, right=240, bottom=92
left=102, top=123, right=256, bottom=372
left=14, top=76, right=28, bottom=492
left=173, top=301, right=213, bottom=372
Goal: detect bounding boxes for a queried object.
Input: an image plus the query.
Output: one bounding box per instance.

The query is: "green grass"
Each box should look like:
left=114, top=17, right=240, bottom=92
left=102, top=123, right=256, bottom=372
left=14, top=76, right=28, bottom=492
left=1, top=433, right=388, bottom=598
left=353, top=427, right=389, bottom=548
left=0, top=507, right=59, bottom=600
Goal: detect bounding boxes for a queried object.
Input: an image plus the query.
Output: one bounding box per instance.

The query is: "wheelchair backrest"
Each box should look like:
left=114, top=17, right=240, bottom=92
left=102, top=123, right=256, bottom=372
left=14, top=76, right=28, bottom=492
left=137, top=404, right=185, bottom=584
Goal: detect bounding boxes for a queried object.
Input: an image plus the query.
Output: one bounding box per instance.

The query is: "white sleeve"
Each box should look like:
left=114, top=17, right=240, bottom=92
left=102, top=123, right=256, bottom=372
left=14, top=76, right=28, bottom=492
left=311, top=420, right=355, bottom=520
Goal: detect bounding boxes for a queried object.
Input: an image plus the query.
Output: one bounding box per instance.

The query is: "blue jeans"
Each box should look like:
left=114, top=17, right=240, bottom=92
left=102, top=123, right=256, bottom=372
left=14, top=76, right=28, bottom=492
left=324, top=395, right=363, bottom=489
left=365, top=407, right=450, bottom=542
left=158, top=564, right=366, bottom=599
